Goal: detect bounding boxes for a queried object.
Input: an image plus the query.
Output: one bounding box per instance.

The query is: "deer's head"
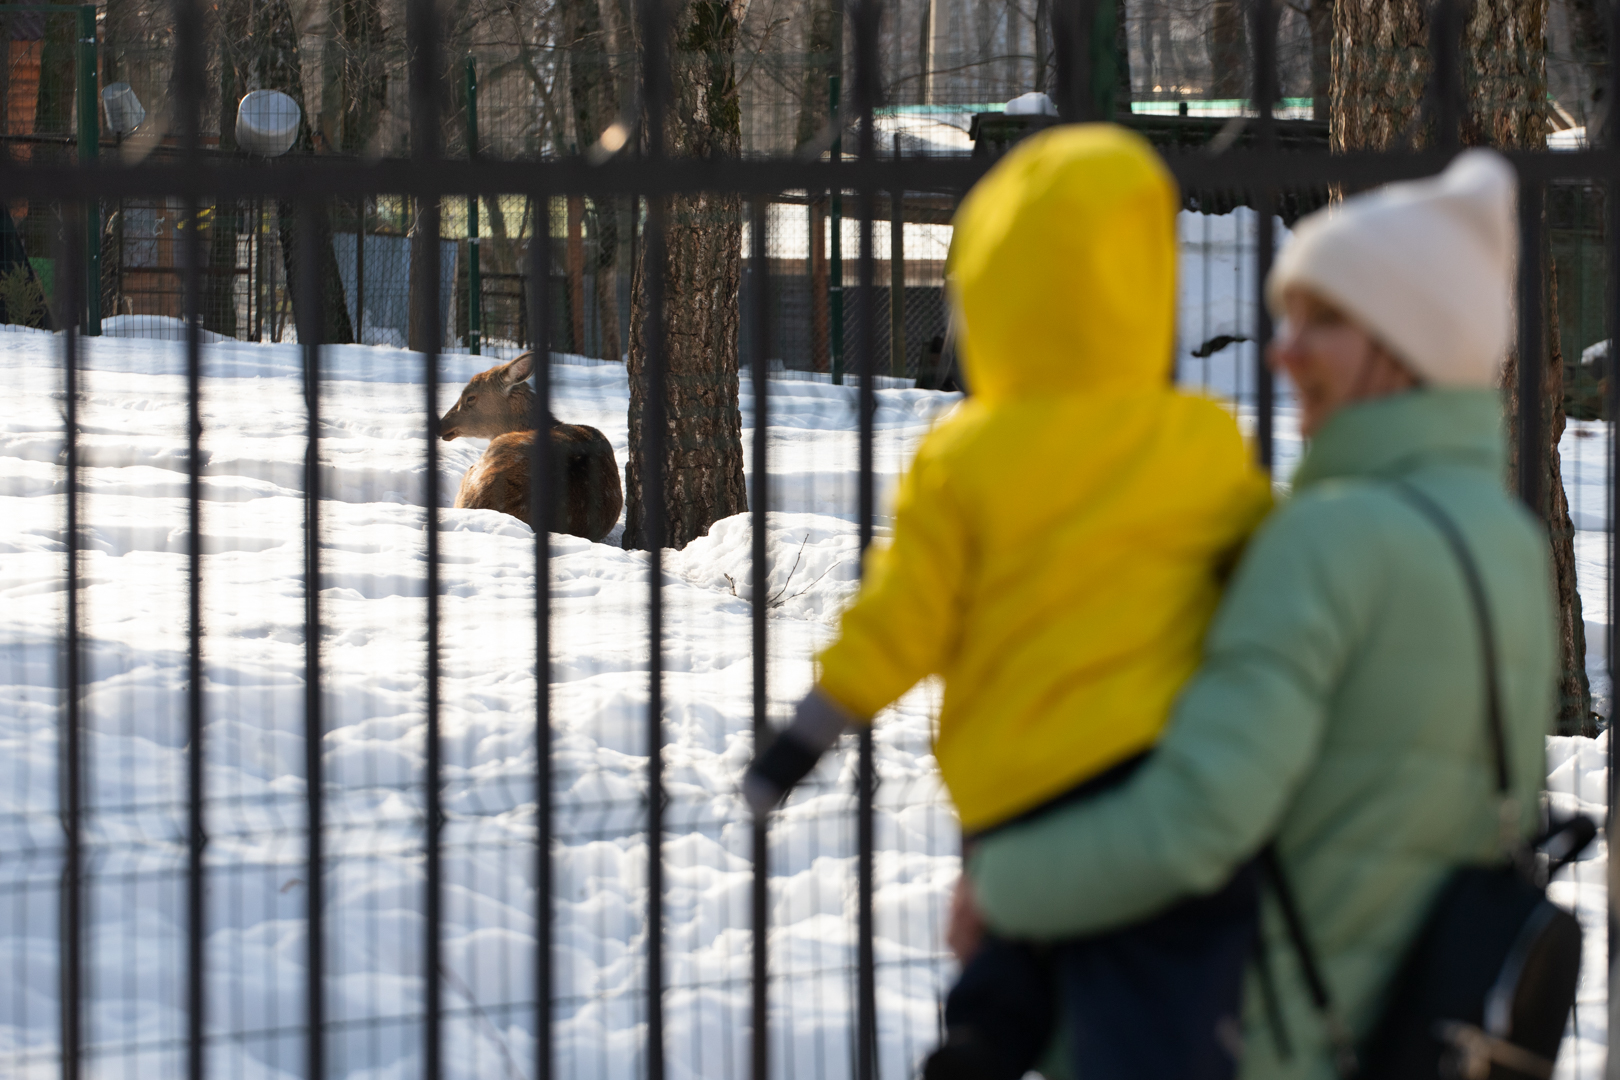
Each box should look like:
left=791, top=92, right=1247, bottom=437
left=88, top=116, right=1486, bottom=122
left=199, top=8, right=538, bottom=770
left=439, top=352, right=536, bottom=440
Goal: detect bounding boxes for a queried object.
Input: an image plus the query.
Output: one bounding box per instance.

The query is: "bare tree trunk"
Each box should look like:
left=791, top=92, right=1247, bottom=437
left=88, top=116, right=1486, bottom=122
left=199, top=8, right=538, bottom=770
left=557, top=0, right=627, bottom=361
left=796, top=0, right=841, bottom=149
left=810, top=198, right=829, bottom=371
left=567, top=193, right=586, bottom=350
left=1034, top=0, right=1049, bottom=94
left=1333, top=0, right=1592, bottom=735
left=1504, top=262, right=1592, bottom=733
left=21, top=3, right=75, bottom=255
left=408, top=196, right=434, bottom=352
left=593, top=198, right=622, bottom=361
left=1208, top=0, right=1247, bottom=99
left=205, top=3, right=244, bottom=339
left=242, top=0, right=356, bottom=344
left=100, top=0, right=123, bottom=86
left=1309, top=0, right=1332, bottom=120
left=0, top=19, right=13, bottom=168
left=1112, top=0, right=1131, bottom=111
left=332, top=0, right=387, bottom=154
left=1564, top=0, right=1607, bottom=136
left=624, top=0, right=748, bottom=551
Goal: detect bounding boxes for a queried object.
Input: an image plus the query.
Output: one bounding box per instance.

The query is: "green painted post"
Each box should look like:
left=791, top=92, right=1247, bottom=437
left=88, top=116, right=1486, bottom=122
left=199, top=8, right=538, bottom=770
left=77, top=4, right=99, bottom=335
left=829, top=74, right=843, bottom=385
left=466, top=57, right=481, bottom=356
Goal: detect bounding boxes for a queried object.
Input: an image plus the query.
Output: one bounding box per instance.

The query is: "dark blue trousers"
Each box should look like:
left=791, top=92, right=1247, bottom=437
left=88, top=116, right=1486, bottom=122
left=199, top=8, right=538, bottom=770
left=942, top=861, right=1260, bottom=1080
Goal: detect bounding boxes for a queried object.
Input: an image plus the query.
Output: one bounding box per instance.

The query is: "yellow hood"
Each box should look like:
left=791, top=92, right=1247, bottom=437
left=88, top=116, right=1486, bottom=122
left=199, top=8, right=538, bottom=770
left=947, top=124, right=1179, bottom=401
left=814, top=124, right=1269, bottom=831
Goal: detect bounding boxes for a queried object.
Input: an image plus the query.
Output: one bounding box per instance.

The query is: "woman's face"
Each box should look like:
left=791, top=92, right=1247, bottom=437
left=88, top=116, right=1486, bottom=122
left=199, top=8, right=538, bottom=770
left=1269, top=288, right=1419, bottom=438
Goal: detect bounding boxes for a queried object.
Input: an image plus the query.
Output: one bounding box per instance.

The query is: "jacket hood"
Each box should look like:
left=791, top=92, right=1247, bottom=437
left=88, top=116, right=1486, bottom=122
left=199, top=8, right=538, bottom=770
left=1292, top=388, right=1506, bottom=490
left=947, top=124, right=1180, bottom=401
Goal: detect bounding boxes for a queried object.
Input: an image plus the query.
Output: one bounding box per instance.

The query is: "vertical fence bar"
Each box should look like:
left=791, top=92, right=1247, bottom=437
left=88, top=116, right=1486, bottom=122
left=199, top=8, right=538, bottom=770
left=749, top=195, right=770, bottom=1080
left=889, top=135, right=905, bottom=379
left=1518, top=183, right=1545, bottom=515
left=1609, top=182, right=1620, bottom=1080
left=184, top=170, right=207, bottom=1080
left=645, top=197, right=668, bottom=1080
left=528, top=192, right=555, bottom=1080
left=355, top=197, right=367, bottom=344
left=76, top=5, right=98, bottom=336
left=851, top=2, right=879, bottom=1078
left=422, top=202, right=446, bottom=1080
left=407, top=0, right=445, bottom=1073
left=1429, top=0, right=1462, bottom=150
left=296, top=200, right=326, bottom=1080
left=1607, top=2, right=1620, bottom=1068
left=173, top=0, right=208, bottom=1069
left=1249, top=0, right=1277, bottom=471
left=640, top=0, right=671, bottom=1075
left=1050, top=0, right=1096, bottom=122
left=830, top=75, right=844, bottom=386
left=466, top=59, right=481, bottom=357
left=59, top=212, right=84, bottom=1080
left=1600, top=0, right=1613, bottom=1062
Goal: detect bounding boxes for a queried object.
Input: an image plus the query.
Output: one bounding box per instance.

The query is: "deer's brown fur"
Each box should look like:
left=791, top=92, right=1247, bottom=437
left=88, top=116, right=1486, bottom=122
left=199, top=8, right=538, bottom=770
left=440, top=352, right=624, bottom=542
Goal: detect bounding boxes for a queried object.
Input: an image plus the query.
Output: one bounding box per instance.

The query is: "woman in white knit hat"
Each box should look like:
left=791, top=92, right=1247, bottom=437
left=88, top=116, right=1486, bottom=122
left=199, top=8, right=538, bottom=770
left=949, top=150, right=1562, bottom=1080
left=1268, top=149, right=1520, bottom=431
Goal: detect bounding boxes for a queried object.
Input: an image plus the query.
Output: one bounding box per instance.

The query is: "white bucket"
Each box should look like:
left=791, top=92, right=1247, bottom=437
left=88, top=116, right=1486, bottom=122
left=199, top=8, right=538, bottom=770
left=101, top=83, right=145, bottom=136
left=235, top=89, right=301, bottom=156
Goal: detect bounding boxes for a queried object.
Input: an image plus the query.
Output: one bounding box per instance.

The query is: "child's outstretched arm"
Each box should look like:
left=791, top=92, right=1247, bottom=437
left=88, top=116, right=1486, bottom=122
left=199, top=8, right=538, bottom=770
left=743, top=687, right=856, bottom=812
left=743, top=434, right=970, bottom=813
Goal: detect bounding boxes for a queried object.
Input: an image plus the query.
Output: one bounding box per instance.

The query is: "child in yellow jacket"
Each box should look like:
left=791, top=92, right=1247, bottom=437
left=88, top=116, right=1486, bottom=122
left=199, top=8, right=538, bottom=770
left=744, top=125, right=1271, bottom=1080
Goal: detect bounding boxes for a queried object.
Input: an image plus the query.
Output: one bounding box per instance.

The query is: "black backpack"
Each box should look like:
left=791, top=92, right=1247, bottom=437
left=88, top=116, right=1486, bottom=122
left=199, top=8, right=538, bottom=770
left=1260, top=481, right=1594, bottom=1080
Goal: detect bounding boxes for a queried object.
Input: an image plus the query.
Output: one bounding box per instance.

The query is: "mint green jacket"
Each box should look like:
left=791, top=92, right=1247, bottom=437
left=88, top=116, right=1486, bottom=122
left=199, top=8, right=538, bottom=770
left=969, top=389, right=1556, bottom=1080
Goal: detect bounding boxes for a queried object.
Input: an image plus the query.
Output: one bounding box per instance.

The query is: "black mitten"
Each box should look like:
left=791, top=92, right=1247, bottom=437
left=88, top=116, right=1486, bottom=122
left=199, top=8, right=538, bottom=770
left=742, top=688, right=855, bottom=813
left=743, top=729, right=825, bottom=813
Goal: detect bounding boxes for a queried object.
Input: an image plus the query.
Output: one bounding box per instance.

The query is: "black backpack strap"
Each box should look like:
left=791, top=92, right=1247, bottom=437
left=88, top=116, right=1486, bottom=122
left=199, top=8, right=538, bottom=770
left=1260, top=478, right=1514, bottom=1078
left=1250, top=915, right=1292, bottom=1061
left=1387, top=480, right=1512, bottom=799
left=1259, top=846, right=1360, bottom=1077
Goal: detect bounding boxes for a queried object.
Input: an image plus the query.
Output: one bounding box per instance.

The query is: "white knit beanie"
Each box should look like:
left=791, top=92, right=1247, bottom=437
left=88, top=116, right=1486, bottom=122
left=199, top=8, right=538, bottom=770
left=1265, top=149, right=1518, bottom=388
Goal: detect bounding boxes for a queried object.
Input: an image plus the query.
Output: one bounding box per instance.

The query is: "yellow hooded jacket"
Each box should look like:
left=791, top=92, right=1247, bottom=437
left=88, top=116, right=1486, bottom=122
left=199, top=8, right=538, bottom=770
left=815, top=124, right=1272, bottom=833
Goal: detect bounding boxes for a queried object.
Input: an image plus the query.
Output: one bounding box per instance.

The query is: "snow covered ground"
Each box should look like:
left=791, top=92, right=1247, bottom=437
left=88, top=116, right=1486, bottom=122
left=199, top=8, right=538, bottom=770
left=0, top=204, right=1612, bottom=1080
left=0, top=329, right=961, bottom=1080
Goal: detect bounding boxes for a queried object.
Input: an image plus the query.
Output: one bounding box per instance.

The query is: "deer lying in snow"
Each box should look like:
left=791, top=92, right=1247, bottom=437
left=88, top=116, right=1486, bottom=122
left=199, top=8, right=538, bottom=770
left=439, top=352, right=624, bottom=542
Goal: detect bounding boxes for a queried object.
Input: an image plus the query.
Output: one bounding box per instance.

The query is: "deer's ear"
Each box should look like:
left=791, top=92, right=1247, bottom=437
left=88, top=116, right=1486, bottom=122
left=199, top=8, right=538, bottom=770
left=501, top=352, right=535, bottom=391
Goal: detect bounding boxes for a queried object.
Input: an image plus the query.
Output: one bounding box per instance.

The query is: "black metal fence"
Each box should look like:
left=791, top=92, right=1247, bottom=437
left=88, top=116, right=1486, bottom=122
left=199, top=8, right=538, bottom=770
left=2, top=0, right=1618, bottom=1077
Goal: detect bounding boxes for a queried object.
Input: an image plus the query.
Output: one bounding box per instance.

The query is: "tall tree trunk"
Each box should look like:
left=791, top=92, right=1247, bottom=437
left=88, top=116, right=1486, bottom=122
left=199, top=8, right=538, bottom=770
left=1112, top=0, right=1131, bottom=111
left=408, top=196, right=435, bottom=352
left=0, top=19, right=12, bottom=168
left=624, top=0, right=748, bottom=551
left=1208, top=0, right=1247, bottom=99
left=1503, top=262, right=1592, bottom=732
left=1309, top=0, right=1332, bottom=120
left=557, top=0, right=625, bottom=361
left=24, top=3, right=75, bottom=254
left=242, top=0, right=356, bottom=344
left=100, top=0, right=123, bottom=86
left=1333, top=0, right=1593, bottom=735
left=332, top=0, right=386, bottom=154
left=206, top=8, right=243, bottom=339
left=797, top=0, right=839, bottom=374
left=593, top=198, right=623, bottom=361
left=1034, top=0, right=1049, bottom=94
left=796, top=0, right=841, bottom=150
left=810, top=198, right=829, bottom=371
left=567, top=193, right=586, bottom=350
left=1563, top=0, right=1606, bottom=136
